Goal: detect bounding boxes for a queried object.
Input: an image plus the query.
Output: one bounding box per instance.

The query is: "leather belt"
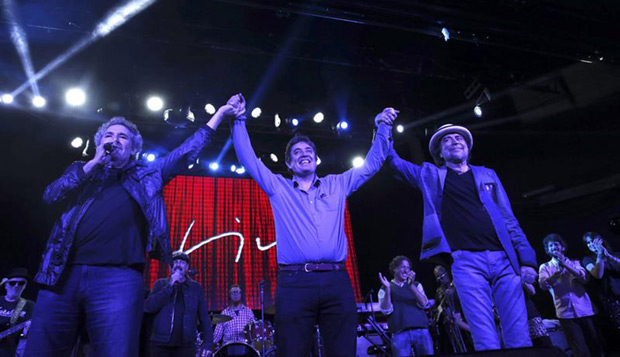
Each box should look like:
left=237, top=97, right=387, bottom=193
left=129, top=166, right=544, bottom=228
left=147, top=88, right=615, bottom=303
left=278, top=263, right=345, bottom=272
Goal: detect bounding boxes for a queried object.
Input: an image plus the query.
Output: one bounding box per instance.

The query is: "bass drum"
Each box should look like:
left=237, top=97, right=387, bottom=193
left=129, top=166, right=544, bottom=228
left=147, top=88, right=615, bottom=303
left=244, top=320, right=275, bottom=352
left=214, top=341, right=260, bottom=357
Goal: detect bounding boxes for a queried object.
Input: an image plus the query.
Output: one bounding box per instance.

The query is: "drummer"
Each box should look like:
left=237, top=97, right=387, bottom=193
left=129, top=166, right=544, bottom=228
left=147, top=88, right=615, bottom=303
left=213, top=285, right=257, bottom=346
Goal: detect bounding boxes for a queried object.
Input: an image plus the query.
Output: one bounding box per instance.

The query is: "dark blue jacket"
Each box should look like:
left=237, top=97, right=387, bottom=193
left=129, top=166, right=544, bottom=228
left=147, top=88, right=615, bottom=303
left=145, top=277, right=213, bottom=350
left=35, top=126, right=214, bottom=286
left=387, top=147, right=537, bottom=273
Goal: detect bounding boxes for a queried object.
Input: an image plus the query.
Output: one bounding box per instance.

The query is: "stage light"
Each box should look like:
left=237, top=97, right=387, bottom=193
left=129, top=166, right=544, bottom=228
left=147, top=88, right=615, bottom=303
left=235, top=167, right=246, bottom=175
left=251, top=107, right=262, bottom=118
left=474, top=105, right=483, bottom=118
left=146, top=96, right=163, bottom=111
left=316, top=156, right=321, bottom=166
left=204, top=103, right=216, bottom=115
left=441, top=27, right=450, bottom=42
left=5, top=0, right=40, bottom=97
left=10, top=0, right=158, bottom=98
left=32, top=95, right=46, bottom=108
left=313, top=112, right=324, bottom=123
left=209, top=162, right=220, bottom=171
left=230, top=164, right=237, bottom=172
left=94, top=0, right=158, bottom=37
left=145, top=153, right=156, bottom=162
left=270, top=153, right=278, bottom=162
left=164, top=106, right=195, bottom=128
left=65, top=88, right=86, bottom=106
left=336, top=120, right=348, bottom=130
left=70, top=137, right=84, bottom=148
left=396, top=125, right=404, bottom=133
left=1, top=94, right=14, bottom=104
left=291, top=118, right=299, bottom=127
left=274, top=114, right=282, bottom=128
left=352, top=156, right=364, bottom=168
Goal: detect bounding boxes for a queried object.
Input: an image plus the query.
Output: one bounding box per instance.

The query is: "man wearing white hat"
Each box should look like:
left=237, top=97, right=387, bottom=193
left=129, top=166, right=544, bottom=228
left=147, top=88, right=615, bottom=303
left=387, top=124, right=538, bottom=351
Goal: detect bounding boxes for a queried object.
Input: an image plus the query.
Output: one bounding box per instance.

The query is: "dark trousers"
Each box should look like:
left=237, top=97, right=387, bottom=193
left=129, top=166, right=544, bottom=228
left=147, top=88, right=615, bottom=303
left=149, top=344, right=195, bottom=357
left=24, top=265, right=144, bottom=357
left=559, top=316, right=603, bottom=357
left=274, top=269, right=357, bottom=357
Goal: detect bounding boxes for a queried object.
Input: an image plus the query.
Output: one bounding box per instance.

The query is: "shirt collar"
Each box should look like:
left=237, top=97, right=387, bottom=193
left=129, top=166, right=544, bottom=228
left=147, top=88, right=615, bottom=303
left=292, top=176, right=321, bottom=188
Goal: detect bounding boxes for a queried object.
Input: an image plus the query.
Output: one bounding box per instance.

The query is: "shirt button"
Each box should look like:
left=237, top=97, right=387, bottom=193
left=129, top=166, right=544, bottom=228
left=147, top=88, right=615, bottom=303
left=310, top=201, right=313, bottom=204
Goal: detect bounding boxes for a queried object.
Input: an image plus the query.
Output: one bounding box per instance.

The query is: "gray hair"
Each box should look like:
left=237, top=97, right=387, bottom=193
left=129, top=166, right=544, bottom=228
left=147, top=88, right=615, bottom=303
left=94, top=117, right=143, bottom=158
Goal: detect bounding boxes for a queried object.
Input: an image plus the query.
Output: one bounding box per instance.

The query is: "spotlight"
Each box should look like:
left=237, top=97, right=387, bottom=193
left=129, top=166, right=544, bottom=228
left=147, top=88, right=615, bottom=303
left=205, top=103, right=216, bottom=115
left=32, top=95, right=46, bottom=108
left=146, top=96, right=163, bottom=111
left=270, top=153, right=278, bottom=162
left=1, top=94, right=14, bottom=104
left=316, top=156, right=321, bottom=166
left=235, top=167, right=246, bottom=175
left=336, top=120, right=349, bottom=130
left=209, top=162, right=219, bottom=171
left=313, top=112, right=324, bottom=123
left=145, top=153, right=156, bottom=162
left=396, top=124, right=404, bottom=133
left=291, top=118, right=299, bottom=127
left=164, top=106, right=196, bottom=128
left=66, top=88, right=86, bottom=106
left=251, top=107, right=262, bottom=118
left=352, top=156, right=365, bottom=168
left=441, top=27, right=450, bottom=42
left=230, top=164, right=237, bottom=172
left=70, top=137, right=84, bottom=148
left=474, top=105, right=483, bottom=118
left=274, top=114, right=282, bottom=128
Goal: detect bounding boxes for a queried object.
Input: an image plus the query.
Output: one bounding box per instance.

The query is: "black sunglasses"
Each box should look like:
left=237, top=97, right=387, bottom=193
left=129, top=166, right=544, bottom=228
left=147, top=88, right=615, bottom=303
left=7, top=281, right=26, bottom=287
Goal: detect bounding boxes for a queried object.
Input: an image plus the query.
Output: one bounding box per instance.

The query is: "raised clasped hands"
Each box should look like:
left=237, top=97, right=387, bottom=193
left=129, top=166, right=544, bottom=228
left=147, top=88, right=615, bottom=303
left=219, top=93, right=246, bottom=119
left=375, top=107, right=399, bottom=127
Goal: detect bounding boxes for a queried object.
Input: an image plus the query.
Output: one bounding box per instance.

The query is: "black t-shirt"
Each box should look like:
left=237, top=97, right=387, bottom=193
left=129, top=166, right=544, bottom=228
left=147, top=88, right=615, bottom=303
left=0, top=297, right=34, bottom=357
left=72, top=169, right=147, bottom=267
left=441, top=169, right=503, bottom=251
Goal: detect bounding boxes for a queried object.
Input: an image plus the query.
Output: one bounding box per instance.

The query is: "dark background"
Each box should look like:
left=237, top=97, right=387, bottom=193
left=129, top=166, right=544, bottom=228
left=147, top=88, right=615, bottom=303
left=2, top=0, right=620, bottom=325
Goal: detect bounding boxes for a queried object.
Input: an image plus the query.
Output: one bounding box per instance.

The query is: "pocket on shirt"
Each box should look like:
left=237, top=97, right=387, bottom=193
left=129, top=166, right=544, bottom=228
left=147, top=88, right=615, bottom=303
left=317, top=194, right=340, bottom=211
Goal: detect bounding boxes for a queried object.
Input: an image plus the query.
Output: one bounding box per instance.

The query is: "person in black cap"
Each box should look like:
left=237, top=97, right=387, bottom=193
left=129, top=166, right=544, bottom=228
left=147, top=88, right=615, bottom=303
left=386, top=124, right=538, bottom=351
left=0, top=268, right=34, bottom=357
left=145, top=252, right=213, bottom=357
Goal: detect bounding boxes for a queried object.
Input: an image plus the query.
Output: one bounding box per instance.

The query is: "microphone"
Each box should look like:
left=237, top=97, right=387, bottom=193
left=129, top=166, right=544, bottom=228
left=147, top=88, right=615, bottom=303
left=103, top=143, right=113, bottom=154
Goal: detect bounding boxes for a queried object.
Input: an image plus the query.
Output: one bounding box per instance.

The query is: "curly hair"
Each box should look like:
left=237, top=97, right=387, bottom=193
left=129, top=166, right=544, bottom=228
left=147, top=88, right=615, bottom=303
left=389, top=255, right=411, bottom=276
left=94, top=117, right=143, bottom=158
left=542, top=233, right=567, bottom=256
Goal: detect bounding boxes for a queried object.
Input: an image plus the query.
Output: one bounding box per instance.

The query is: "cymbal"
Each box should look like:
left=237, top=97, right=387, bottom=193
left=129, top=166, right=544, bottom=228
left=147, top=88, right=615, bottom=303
left=211, top=314, right=233, bottom=324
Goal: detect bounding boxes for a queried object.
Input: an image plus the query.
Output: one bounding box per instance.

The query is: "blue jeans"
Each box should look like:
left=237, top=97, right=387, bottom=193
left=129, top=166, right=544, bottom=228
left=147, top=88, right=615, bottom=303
left=391, top=328, right=434, bottom=357
left=24, top=265, right=144, bottom=357
left=274, top=269, right=358, bottom=357
left=451, top=250, right=531, bottom=351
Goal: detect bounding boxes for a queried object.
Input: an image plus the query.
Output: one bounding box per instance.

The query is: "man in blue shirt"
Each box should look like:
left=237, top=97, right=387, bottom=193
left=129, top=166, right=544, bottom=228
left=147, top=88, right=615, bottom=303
left=387, top=124, right=538, bottom=351
left=231, top=93, right=396, bottom=356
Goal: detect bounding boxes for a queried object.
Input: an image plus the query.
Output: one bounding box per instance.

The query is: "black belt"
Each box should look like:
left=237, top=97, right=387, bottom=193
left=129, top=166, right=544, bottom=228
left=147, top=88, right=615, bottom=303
left=278, top=263, right=345, bottom=272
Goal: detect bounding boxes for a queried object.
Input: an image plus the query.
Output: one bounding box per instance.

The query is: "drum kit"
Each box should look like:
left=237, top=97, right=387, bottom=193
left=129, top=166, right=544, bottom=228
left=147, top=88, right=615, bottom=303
left=209, top=281, right=277, bottom=357
left=209, top=314, right=276, bottom=357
